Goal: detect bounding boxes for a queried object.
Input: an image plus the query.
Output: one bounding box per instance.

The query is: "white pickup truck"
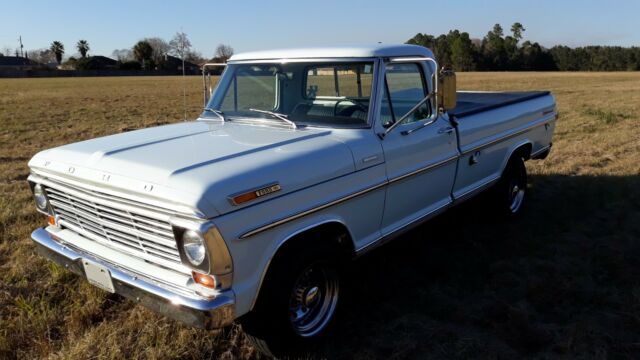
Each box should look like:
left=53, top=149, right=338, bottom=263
left=28, top=44, right=556, bottom=357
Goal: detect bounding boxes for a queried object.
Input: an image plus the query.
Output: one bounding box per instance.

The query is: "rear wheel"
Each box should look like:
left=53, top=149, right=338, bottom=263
left=494, top=156, right=527, bottom=216
left=240, top=242, right=341, bottom=358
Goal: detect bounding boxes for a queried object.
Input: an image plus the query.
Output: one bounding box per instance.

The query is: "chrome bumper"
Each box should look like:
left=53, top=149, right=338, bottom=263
left=31, top=227, right=235, bottom=329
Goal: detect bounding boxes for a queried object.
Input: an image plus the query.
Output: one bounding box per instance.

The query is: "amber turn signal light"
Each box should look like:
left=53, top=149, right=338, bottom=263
left=231, top=183, right=281, bottom=205
left=192, top=271, right=216, bottom=289
left=232, top=192, right=258, bottom=205
left=48, top=215, right=56, bottom=226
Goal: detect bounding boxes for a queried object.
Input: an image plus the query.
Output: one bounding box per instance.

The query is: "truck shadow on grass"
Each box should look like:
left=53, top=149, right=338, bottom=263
left=315, top=173, right=640, bottom=359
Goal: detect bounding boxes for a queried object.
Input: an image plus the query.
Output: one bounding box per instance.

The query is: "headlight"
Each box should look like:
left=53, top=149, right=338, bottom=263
left=182, top=230, right=206, bottom=266
left=171, top=220, right=233, bottom=289
left=33, top=184, right=49, bottom=211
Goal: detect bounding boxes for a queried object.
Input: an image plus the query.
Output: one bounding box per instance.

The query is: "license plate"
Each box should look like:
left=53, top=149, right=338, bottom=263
left=82, top=259, right=115, bottom=293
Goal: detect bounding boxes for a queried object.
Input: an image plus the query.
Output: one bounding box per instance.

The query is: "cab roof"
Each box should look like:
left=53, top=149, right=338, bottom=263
left=229, top=44, right=434, bottom=61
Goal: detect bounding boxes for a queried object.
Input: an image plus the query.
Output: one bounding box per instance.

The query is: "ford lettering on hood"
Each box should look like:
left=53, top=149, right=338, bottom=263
left=29, top=121, right=356, bottom=217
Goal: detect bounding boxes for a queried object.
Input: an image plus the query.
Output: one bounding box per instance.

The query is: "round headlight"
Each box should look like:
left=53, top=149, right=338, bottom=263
left=182, top=230, right=206, bottom=266
left=33, top=184, right=49, bottom=211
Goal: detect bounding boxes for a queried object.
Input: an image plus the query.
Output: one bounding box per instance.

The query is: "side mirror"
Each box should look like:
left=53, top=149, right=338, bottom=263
left=437, top=68, right=457, bottom=112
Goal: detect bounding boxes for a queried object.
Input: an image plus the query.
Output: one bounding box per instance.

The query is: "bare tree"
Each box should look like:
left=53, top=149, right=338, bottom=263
left=169, top=31, right=193, bottom=121
left=214, top=44, right=234, bottom=62
left=29, top=48, right=56, bottom=64
left=144, top=37, right=170, bottom=63
left=112, top=48, right=133, bottom=62
left=169, top=32, right=191, bottom=60
left=185, top=50, right=204, bottom=64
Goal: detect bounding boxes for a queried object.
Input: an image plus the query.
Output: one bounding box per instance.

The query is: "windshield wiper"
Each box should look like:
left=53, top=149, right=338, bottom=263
left=203, top=108, right=225, bottom=122
left=248, top=108, right=297, bottom=129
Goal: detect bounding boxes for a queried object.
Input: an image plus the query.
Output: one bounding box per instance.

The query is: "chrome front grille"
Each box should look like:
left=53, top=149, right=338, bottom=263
left=44, top=184, right=182, bottom=266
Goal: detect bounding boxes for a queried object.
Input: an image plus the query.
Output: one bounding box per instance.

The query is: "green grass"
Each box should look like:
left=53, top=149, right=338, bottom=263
left=582, top=107, right=633, bottom=124
left=1, top=73, right=639, bottom=359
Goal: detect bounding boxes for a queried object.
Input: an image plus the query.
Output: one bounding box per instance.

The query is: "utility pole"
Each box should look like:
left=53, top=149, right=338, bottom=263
left=18, top=36, right=24, bottom=57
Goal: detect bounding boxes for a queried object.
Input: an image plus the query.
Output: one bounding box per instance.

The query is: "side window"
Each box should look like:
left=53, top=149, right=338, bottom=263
left=381, top=63, right=431, bottom=126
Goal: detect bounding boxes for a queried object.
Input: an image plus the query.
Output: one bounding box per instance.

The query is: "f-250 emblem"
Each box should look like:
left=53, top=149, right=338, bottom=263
left=230, top=183, right=281, bottom=205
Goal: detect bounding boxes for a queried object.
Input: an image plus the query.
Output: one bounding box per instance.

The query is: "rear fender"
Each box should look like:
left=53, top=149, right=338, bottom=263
left=500, top=140, right=532, bottom=175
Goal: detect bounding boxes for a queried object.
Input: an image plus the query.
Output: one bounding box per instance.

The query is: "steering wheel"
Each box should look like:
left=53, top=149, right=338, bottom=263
left=333, top=99, right=368, bottom=117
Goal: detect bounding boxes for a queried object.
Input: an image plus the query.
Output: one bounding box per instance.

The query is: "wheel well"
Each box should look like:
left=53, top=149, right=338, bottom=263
left=272, top=222, right=355, bottom=265
left=250, top=222, right=354, bottom=310
left=512, top=142, right=533, bottom=161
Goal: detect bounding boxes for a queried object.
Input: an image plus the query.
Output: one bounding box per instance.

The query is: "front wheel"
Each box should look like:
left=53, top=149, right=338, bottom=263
left=289, top=261, right=339, bottom=338
left=240, top=245, right=341, bottom=358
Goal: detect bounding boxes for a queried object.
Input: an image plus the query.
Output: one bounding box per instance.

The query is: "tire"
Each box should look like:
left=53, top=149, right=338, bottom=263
left=240, top=241, right=341, bottom=358
left=494, top=156, right=527, bottom=217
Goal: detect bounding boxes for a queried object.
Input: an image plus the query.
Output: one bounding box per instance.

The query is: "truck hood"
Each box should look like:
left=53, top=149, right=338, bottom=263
left=29, top=121, right=356, bottom=217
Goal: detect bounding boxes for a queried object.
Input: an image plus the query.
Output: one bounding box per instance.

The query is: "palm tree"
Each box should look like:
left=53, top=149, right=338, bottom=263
left=50, top=41, right=65, bottom=64
left=76, top=40, right=90, bottom=58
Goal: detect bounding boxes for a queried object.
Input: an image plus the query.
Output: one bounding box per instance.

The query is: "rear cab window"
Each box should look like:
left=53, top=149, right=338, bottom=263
left=297, top=63, right=374, bottom=126
left=305, top=64, right=373, bottom=98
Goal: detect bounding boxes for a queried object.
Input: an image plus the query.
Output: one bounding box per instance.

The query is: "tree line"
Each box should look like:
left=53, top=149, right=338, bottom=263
left=5, top=24, right=639, bottom=72
left=112, top=32, right=232, bottom=70
left=407, top=23, right=640, bottom=71
left=71, top=32, right=232, bottom=71
left=2, top=32, right=233, bottom=72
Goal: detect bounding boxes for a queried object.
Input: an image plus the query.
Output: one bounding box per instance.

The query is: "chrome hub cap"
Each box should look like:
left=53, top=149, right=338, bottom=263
left=304, top=286, right=319, bottom=306
left=289, top=264, right=339, bottom=337
left=509, top=183, right=525, bottom=213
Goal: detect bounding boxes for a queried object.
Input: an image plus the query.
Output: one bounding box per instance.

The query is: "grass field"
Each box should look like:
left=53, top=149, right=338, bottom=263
left=1, top=73, right=639, bottom=359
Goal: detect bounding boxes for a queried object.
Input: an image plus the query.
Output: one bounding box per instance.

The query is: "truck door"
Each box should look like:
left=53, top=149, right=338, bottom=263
left=377, top=61, right=458, bottom=236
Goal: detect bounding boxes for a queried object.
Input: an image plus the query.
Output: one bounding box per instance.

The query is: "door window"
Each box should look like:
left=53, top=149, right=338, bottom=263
left=381, top=63, right=431, bottom=126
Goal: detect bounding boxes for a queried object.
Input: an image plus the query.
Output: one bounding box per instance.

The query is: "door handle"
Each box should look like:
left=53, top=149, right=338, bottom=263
left=400, top=118, right=436, bottom=136
left=438, top=126, right=454, bottom=134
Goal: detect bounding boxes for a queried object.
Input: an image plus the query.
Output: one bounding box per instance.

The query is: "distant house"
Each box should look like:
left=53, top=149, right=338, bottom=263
left=78, top=55, right=118, bottom=70
left=160, top=55, right=200, bottom=74
left=0, top=56, right=43, bottom=70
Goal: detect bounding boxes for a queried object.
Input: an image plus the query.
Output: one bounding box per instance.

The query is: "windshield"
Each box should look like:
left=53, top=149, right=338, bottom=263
left=204, top=61, right=375, bottom=128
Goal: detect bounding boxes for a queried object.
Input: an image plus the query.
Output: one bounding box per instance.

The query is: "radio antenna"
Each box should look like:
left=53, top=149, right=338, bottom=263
left=180, top=27, right=187, bottom=121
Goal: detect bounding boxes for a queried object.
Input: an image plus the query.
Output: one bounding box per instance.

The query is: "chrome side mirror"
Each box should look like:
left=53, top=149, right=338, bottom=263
left=437, top=68, right=457, bottom=112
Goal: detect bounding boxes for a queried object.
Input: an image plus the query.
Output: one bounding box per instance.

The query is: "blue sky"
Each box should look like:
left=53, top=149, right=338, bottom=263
left=1, top=0, right=638, bottom=58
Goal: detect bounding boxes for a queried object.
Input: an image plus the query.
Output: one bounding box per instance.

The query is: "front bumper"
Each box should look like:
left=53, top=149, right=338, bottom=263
left=31, top=227, right=235, bottom=329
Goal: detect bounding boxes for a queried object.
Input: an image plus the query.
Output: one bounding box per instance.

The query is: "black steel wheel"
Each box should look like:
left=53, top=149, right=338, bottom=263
left=240, top=240, right=342, bottom=358
left=494, top=156, right=528, bottom=216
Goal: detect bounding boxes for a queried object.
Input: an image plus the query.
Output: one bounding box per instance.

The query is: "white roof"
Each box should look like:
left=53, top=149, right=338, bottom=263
left=229, top=44, right=433, bottom=61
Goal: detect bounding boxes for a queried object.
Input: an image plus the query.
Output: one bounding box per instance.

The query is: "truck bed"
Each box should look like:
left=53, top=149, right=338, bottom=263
left=449, top=89, right=556, bottom=200
left=450, top=91, right=550, bottom=118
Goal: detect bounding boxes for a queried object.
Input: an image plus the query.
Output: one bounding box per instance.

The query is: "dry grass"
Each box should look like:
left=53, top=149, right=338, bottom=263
left=1, top=72, right=639, bottom=359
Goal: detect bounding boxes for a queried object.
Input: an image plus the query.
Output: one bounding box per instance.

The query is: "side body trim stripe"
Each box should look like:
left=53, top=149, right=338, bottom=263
left=239, top=114, right=554, bottom=239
